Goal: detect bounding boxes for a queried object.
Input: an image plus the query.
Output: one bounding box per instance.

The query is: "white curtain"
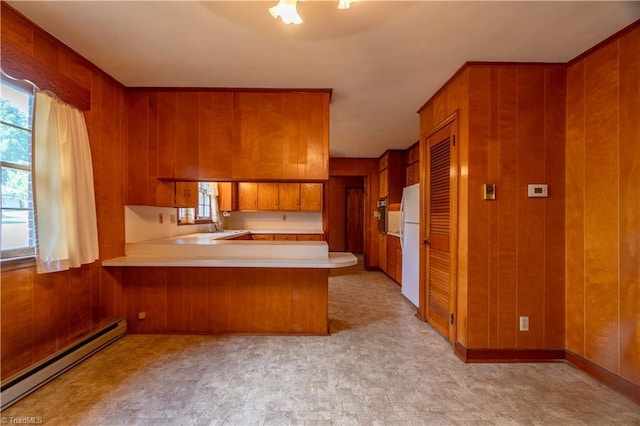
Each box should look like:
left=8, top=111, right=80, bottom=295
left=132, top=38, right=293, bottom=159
left=207, top=182, right=220, bottom=223
left=33, top=91, right=99, bottom=273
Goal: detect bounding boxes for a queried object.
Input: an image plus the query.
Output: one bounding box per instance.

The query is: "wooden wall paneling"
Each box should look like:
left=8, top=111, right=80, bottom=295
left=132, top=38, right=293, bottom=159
left=31, top=271, right=57, bottom=361
left=190, top=268, right=210, bottom=333
left=618, top=27, right=640, bottom=385
left=302, top=92, right=330, bottom=180
left=208, top=268, right=231, bottom=332
left=282, top=92, right=302, bottom=179
left=259, top=93, right=285, bottom=180
left=125, top=92, right=149, bottom=204
left=1, top=4, right=127, bottom=381
left=515, top=67, right=547, bottom=349
left=496, top=68, right=519, bottom=349
left=265, top=271, right=291, bottom=332
left=453, top=69, right=470, bottom=345
left=198, top=92, right=214, bottom=179
left=209, top=92, right=235, bottom=179
left=565, top=62, right=586, bottom=357
left=144, top=267, right=168, bottom=333
left=55, top=270, right=71, bottom=349
left=234, top=92, right=260, bottom=179
left=583, top=43, right=620, bottom=373
left=1, top=269, right=34, bottom=378
left=89, top=262, right=101, bottom=330
left=166, top=268, right=189, bottom=332
left=466, top=67, right=491, bottom=348
left=68, top=266, right=91, bottom=342
left=487, top=68, right=501, bottom=348
left=157, top=91, right=178, bottom=178
left=543, top=67, right=566, bottom=349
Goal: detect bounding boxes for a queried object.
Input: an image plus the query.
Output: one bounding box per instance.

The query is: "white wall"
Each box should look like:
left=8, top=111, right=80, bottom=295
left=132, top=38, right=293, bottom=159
left=224, top=212, right=322, bottom=232
left=124, top=205, right=206, bottom=243
left=125, top=206, right=323, bottom=242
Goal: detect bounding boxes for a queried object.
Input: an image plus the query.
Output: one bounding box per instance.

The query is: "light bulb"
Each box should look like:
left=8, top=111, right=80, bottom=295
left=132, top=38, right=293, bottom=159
left=338, top=0, right=351, bottom=9
left=269, top=0, right=303, bottom=25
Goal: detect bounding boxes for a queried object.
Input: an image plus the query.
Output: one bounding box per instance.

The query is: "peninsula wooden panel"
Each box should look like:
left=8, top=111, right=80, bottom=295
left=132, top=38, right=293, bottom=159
left=0, top=4, right=127, bottom=380
left=123, top=267, right=329, bottom=335
left=566, top=23, right=640, bottom=387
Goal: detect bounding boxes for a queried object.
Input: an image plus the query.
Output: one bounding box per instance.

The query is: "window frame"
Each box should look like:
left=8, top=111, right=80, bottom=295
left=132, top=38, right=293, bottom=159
left=1, top=77, right=36, bottom=261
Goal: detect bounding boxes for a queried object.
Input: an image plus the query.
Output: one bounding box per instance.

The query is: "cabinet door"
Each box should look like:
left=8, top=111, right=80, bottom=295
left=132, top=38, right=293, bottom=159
left=300, top=183, right=322, bottom=211
left=297, top=234, right=323, bottom=241
left=257, top=183, right=279, bottom=210
left=406, top=164, right=415, bottom=187
left=413, top=160, right=420, bottom=184
left=218, top=182, right=237, bottom=212
left=387, top=236, right=397, bottom=281
left=278, top=183, right=301, bottom=211
left=238, top=182, right=258, bottom=210
left=379, top=169, right=388, bottom=198
left=274, top=234, right=296, bottom=241
left=174, top=182, right=198, bottom=208
left=252, top=234, right=274, bottom=241
left=379, top=233, right=388, bottom=273
left=395, top=245, right=403, bottom=284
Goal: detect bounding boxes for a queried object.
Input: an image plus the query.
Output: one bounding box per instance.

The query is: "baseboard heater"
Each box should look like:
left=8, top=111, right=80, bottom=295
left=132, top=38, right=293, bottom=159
left=1, top=317, right=127, bottom=410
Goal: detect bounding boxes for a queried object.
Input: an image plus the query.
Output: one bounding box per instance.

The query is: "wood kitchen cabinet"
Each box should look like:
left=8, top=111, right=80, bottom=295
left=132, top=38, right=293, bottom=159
left=218, top=182, right=238, bottom=212
left=238, top=182, right=258, bottom=210
left=297, top=234, right=324, bottom=241
left=174, top=182, right=198, bottom=208
left=126, top=89, right=330, bottom=203
left=252, top=234, right=275, bottom=241
left=237, top=182, right=323, bottom=212
left=405, top=142, right=420, bottom=186
left=300, top=183, right=323, bottom=212
left=378, top=150, right=405, bottom=203
left=379, top=233, right=388, bottom=273
left=278, top=183, right=301, bottom=210
left=234, top=91, right=330, bottom=180
left=386, top=235, right=402, bottom=285
left=257, top=183, right=279, bottom=210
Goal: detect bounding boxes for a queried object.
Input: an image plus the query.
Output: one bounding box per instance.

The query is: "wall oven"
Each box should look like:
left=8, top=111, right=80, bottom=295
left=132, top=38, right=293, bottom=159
left=376, top=198, right=387, bottom=232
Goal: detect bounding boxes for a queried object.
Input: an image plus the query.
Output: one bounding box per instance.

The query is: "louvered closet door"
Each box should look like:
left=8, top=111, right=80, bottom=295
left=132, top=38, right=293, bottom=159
left=425, top=122, right=457, bottom=343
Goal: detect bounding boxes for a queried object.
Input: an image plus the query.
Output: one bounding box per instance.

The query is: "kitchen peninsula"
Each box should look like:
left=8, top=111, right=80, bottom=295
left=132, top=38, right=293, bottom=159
left=103, top=232, right=357, bottom=336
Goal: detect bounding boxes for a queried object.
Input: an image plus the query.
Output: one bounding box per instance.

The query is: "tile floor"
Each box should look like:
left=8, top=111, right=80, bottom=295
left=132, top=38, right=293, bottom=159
left=2, top=260, right=639, bottom=425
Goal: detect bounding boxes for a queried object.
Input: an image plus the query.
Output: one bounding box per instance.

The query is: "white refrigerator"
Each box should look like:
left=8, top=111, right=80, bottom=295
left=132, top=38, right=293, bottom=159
left=400, top=183, right=420, bottom=307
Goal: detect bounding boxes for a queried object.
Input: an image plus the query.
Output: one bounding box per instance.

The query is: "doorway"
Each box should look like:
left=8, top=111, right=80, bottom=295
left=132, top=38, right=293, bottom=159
left=345, top=187, right=364, bottom=253
left=422, top=116, right=458, bottom=345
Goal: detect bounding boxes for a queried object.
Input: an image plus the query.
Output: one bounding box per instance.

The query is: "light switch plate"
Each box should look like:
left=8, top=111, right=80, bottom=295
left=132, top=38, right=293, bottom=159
left=528, top=184, right=548, bottom=197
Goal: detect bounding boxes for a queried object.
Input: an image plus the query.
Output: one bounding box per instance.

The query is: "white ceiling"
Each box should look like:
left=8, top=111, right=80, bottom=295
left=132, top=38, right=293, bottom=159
left=8, top=1, right=640, bottom=158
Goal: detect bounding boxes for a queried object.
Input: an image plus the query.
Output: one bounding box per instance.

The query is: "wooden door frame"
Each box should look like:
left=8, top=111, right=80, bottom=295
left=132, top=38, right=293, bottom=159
left=419, top=111, right=459, bottom=345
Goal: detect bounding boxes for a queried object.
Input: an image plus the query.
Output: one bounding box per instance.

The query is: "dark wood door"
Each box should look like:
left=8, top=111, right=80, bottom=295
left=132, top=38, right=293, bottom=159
left=424, top=120, right=458, bottom=344
left=345, top=187, right=364, bottom=254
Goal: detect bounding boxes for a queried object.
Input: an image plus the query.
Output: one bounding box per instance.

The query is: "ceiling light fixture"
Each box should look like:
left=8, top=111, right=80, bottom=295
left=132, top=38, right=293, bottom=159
left=269, top=0, right=303, bottom=25
left=269, top=0, right=352, bottom=25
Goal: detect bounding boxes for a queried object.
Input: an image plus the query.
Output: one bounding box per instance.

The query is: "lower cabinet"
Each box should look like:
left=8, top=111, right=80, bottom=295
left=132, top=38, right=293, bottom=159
left=251, top=233, right=324, bottom=241
left=384, top=234, right=402, bottom=285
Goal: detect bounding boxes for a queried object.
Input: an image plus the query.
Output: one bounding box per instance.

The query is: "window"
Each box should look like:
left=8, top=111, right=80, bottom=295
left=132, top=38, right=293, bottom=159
left=177, top=182, right=220, bottom=225
left=1, top=80, right=35, bottom=258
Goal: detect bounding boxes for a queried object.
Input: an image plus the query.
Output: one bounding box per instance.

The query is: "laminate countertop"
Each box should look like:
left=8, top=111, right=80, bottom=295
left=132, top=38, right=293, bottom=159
left=103, top=232, right=356, bottom=269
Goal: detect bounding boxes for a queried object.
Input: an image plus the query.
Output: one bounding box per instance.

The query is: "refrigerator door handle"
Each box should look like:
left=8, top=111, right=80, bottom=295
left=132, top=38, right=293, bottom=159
left=399, top=192, right=405, bottom=251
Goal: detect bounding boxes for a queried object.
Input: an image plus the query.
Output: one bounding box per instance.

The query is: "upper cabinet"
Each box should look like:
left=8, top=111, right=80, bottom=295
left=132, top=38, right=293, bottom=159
left=405, top=141, right=420, bottom=186
left=126, top=89, right=330, bottom=205
left=234, top=92, right=330, bottom=181
left=378, top=150, right=405, bottom=203
left=236, top=182, right=323, bottom=212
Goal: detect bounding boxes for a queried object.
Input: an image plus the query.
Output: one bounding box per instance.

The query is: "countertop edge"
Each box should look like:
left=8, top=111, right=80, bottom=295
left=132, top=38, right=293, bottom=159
left=102, top=252, right=357, bottom=269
